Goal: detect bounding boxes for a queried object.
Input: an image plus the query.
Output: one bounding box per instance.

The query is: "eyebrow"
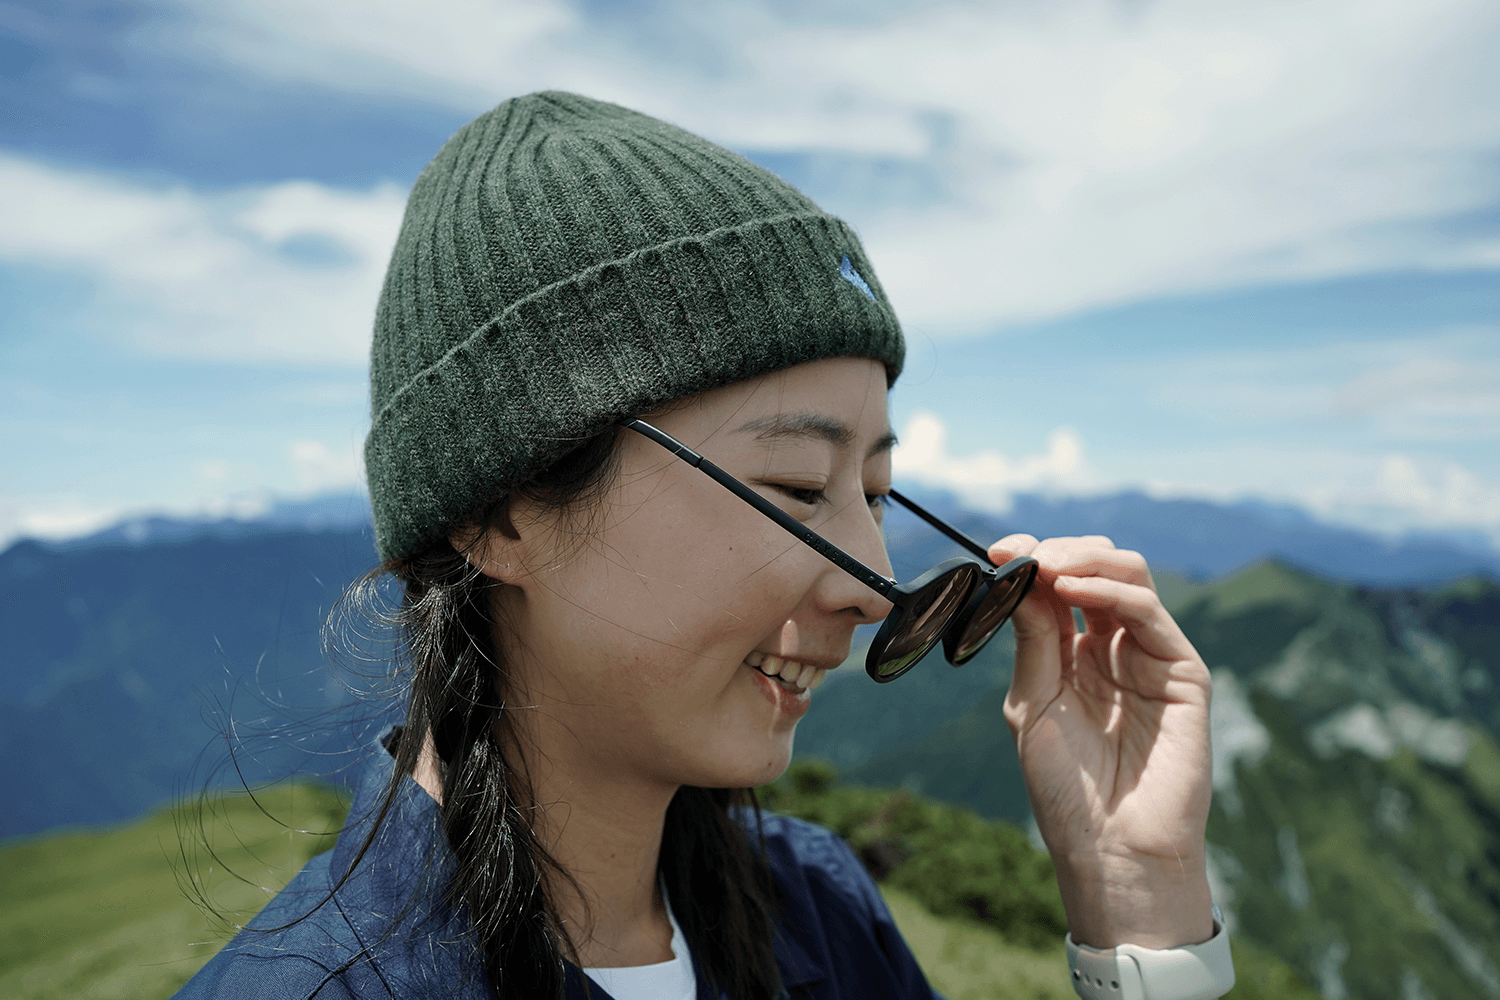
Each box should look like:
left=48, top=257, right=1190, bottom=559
left=735, top=412, right=898, bottom=459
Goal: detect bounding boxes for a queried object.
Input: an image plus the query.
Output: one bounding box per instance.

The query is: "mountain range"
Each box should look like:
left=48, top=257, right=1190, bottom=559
left=6, top=485, right=1496, bottom=839
left=5, top=486, right=1499, bottom=997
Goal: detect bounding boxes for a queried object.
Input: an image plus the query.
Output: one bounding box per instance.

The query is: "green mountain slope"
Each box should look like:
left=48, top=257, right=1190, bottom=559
left=0, top=783, right=345, bottom=1000
left=1211, top=696, right=1500, bottom=999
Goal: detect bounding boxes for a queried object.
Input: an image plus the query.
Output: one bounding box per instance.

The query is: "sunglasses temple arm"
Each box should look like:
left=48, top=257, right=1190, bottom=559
left=887, top=488, right=992, bottom=562
left=624, top=420, right=897, bottom=598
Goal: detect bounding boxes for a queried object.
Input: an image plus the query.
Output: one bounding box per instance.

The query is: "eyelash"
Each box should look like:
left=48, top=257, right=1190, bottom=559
left=776, top=485, right=889, bottom=509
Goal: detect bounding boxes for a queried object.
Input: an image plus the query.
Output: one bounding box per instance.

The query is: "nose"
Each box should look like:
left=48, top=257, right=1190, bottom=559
left=813, top=496, right=895, bottom=624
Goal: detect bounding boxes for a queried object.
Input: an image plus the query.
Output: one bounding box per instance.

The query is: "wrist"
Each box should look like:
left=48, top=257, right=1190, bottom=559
left=1053, top=851, right=1214, bottom=950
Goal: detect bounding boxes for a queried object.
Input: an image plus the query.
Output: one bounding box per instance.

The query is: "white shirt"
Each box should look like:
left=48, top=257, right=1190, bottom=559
left=582, top=893, right=697, bottom=1000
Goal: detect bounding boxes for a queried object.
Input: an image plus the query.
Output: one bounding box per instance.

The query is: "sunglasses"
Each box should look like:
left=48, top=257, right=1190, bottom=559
left=624, top=419, right=1039, bottom=683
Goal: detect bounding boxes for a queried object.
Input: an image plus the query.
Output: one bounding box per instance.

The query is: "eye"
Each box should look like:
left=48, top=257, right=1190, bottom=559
left=866, top=492, right=891, bottom=509
left=776, top=485, right=829, bottom=506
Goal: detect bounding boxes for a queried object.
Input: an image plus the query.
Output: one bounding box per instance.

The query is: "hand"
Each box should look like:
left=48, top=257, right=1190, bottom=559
left=991, top=534, right=1215, bottom=950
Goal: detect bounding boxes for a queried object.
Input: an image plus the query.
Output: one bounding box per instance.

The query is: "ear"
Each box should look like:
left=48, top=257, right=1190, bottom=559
left=448, top=507, right=530, bottom=584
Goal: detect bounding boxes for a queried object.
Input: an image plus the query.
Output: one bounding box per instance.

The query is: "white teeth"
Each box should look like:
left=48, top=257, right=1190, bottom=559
left=744, top=652, right=831, bottom=693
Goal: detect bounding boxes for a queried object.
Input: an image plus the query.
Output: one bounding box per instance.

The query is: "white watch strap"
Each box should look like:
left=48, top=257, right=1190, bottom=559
left=1065, top=917, right=1235, bottom=1000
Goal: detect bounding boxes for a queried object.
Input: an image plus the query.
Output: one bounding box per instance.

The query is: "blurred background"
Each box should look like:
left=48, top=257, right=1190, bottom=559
left=2, top=1, right=1499, bottom=998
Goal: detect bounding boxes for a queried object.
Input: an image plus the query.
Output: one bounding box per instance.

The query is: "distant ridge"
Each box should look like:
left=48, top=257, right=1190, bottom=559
left=887, top=485, right=1500, bottom=586
left=19, top=486, right=1500, bottom=586
left=34, top=492, right=377, bottom=553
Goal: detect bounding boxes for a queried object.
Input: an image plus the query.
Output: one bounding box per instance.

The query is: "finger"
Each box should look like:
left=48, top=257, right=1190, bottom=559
left=1029, top=542, right=1156, bottom=592
left=1051, top=575, right=1193, bottom=662
left=1005, top=575, right=1074, bottom=722
left=1028, top=533, right=1118, bottom=554
left=1005, top=538, right=1108, bottom=650
left=1010, top=573, right=1074, bottom=645
left=987, top=533, right=1039, bottom=565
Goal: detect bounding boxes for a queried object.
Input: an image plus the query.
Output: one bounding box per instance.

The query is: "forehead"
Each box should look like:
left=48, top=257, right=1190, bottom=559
left=685, top=357, right=894, bottom=448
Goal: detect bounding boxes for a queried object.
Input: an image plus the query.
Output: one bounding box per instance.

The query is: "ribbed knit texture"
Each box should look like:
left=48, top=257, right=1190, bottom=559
left=366, top=91, right=906, bottom=563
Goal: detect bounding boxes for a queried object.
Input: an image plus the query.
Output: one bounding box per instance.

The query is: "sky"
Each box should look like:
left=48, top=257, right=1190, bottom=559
left=2, top=0, right=1499, bottom=550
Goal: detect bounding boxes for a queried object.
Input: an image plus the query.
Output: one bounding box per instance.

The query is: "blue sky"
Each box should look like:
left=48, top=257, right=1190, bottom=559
left=2, top=0, right=1498, bottom=548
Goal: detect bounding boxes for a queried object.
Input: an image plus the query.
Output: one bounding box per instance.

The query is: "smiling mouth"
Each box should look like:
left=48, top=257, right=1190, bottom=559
left=744, top=650, right=832, bottom=695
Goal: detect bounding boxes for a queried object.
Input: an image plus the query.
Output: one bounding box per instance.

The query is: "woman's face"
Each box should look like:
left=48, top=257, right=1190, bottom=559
left=489, top=357, right=895, bottom=793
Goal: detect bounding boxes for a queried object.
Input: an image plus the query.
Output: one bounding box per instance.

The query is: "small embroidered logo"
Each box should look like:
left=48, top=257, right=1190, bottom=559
left=840, top=255, right=875, bottom=301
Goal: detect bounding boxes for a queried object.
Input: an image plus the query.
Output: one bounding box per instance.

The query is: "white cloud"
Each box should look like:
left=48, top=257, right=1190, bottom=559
left=892, top=410, right=1500, bottom=545
left=1334, top=355, right=1500, bottom=440
left=0, top=496, right=132, bottom=545
left=13, top=0, right=1500, bottom=359
left=1135, top=445, right=1500, bottom=545
left=892, top=411, right=1099, bottom=510
left=1367, top=454, right=1500, bottom=534
left=0, top=438, right=364, bottom=549
left=7, top=0, right=1500, bottom=545
left=156, top=0, right=580, bottom=112
left=138, top=0, right=1500, bottom=333
left=290, top=439, right=365, bottom=494
left=0, top=154, right=405, bottom=365
left=0, top=491, right=275, bottom=551
left=1151, top=330, right=1500, bottom=441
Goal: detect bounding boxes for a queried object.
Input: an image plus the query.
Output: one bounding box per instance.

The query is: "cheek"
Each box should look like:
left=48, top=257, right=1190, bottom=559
left=583, top=508, right=807, bottom=651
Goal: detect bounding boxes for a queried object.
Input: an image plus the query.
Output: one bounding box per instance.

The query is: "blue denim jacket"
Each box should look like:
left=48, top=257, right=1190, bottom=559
left=173, top=739, right=941, bottom=1000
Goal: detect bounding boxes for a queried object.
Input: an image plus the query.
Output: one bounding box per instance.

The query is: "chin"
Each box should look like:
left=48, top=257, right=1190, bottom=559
left=689, top=735, right=796, bottom=791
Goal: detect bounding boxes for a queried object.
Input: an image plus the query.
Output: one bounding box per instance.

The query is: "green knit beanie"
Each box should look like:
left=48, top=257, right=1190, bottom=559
left=365, top=90, right=906, bottom=564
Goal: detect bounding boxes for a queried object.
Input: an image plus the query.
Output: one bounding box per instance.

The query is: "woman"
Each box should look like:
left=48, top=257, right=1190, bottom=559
left=175, top=91, right=1230, bottom=1000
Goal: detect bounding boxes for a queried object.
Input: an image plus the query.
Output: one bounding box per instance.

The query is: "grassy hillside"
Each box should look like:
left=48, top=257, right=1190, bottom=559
left=5, top=765, right=1321, bottom=999
left=0, top=782, right=345, bottom=1000
left=0, top=775, right=1074, bottom=998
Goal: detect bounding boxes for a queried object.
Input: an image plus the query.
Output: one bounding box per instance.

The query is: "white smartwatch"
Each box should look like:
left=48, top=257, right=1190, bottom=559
left=1064, top=908, right=1235, bottom=1000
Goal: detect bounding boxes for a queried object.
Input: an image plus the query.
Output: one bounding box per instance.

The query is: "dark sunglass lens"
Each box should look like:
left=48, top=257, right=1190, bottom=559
left=874, top=566, right=977, bottom=678
left=952, top=565, right=1035, bottom=664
